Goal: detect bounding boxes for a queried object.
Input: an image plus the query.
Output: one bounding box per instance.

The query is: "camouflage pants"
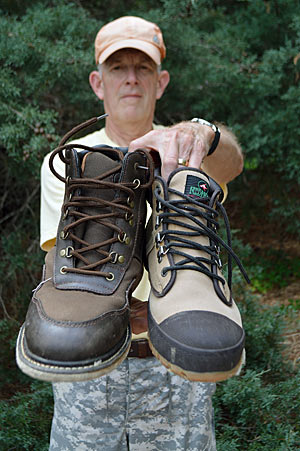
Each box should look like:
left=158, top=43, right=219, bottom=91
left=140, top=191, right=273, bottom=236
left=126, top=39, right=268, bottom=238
left=50, top=357, right=216, bottom=451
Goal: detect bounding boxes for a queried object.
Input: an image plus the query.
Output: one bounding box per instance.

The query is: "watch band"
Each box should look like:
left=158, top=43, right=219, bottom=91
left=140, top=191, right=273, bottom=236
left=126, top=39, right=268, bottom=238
left=191, top=118, right=220, bottom=156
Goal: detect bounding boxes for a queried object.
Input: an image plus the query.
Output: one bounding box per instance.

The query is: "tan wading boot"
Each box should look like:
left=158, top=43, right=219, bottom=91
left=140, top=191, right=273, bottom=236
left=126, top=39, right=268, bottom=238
left=147, top=167, right=250, bottom=382
left=16, top=116, right=154, bottom=382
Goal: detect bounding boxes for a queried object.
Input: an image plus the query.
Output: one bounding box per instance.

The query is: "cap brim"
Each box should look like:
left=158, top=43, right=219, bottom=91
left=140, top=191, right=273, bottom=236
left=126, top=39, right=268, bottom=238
left=99, top=39, right=161, bottom=65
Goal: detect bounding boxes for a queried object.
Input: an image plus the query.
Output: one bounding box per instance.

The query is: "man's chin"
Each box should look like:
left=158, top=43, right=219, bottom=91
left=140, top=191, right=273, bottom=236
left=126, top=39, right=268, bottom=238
left=119, top=108, right=145, bottom=123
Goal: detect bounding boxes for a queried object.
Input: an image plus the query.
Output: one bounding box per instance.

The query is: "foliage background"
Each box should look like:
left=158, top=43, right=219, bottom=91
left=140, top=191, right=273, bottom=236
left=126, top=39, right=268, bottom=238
left=0, top=0, right=299, bottom=449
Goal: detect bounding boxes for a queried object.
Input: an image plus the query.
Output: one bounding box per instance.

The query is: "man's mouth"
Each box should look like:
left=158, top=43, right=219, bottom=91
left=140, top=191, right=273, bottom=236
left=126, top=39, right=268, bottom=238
left=121, top=93, right=142, bottom=99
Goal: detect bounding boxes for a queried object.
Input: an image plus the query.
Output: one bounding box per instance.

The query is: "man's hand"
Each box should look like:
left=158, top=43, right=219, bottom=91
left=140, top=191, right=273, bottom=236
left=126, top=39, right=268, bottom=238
left=128, top=120, right=244, bottom=185
left=128, top=122, right=214, bottom=180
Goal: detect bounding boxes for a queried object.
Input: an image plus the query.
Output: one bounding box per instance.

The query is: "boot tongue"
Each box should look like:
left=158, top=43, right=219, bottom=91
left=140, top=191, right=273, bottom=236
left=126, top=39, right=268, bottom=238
left=165, top=168, right=212, bottom=241
left=167, top=168, right=211, bottom=204
left=81, top=150, right=120, bottom=178
left=74, top=150, right=122, bottom=268
left=164, top=169, right=212, bottom=268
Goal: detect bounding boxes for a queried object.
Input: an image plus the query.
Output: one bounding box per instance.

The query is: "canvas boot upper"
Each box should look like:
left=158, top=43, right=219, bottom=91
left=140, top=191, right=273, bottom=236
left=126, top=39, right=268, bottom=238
left=147, top=167, right=250, bottom=382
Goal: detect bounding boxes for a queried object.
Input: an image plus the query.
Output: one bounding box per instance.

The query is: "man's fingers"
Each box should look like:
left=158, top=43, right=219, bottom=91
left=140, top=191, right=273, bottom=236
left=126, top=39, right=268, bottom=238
left=161, top=132, right=179, bottom=180
left=128, top=126, right=208, bottom=181
left=188, top=140, right=206, bottom=170
left=128, top=130, right=158, bottom=153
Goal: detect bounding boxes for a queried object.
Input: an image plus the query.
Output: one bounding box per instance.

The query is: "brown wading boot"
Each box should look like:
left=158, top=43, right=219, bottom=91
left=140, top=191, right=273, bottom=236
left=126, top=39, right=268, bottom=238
left=16, top=117, right=154, bottom=382
left=147, top=167, right=250, bottom=382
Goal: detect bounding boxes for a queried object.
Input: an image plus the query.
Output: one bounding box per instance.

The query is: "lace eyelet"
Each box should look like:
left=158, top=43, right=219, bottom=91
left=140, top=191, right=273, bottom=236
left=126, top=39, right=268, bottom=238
left=60, top=266, right=68, bottom=275
left=62, top=209, right=69, bottom=220
left=155, top=232, right=165, bottom=247
left=134, top=162, right=149, bottom=171
left=118, top=232, right=126, bottom=243
left=109, top=251, right=118, bottom=264
left=216, top=257, right=223, bottom=269
left=156, top=200, right=162, bottom=212
left=133, top=179, right=141, bottom=189
left=106, top=272, right=115, bottom=281
left=60, top=246, right=74, bottom=258
left=127, top=197, right=134, bottom=208
left=155, top=215, right=162, bottom=229
left=157, top=245, right=169, bottom=264
left=60, top=230, right=69, bottom=240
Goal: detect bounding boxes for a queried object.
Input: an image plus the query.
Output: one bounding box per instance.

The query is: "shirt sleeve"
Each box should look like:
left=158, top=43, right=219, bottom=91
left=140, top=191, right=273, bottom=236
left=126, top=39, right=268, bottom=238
left=40, top=152, right=65, bottom=251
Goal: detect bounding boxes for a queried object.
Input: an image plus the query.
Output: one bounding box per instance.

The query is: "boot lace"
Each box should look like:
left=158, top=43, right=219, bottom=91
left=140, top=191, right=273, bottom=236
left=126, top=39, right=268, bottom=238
left=48, top=116, right=153, bottom=279
left=154, top=182, right=250, bottom=304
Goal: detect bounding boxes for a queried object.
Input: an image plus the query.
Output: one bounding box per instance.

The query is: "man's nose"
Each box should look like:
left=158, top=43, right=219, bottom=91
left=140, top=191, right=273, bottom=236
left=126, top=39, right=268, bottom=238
left=126, top=67, right=138, bottom=84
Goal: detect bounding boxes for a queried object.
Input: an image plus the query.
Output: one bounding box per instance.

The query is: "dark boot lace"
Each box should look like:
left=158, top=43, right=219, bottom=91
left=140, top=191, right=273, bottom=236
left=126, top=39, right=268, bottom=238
left=48, top=116, right=153, bottom=279
left=154, top=181, right=250, bottom=305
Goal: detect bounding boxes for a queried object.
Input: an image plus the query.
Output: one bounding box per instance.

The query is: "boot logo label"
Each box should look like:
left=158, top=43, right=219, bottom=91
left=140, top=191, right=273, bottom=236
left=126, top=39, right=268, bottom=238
left=184, top=175, right=209, bottom=199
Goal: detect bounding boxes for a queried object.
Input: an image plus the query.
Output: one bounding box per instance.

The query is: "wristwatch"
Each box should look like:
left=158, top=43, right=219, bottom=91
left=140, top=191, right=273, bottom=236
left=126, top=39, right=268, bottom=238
left=191, top=118, right=220, bottom=156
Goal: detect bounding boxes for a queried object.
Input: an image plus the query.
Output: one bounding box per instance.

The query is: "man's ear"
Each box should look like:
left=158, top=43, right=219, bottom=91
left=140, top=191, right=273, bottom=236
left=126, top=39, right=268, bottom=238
left=89, top=71, right=104, bottom=100
left=156, top=70, right=170, bottom=100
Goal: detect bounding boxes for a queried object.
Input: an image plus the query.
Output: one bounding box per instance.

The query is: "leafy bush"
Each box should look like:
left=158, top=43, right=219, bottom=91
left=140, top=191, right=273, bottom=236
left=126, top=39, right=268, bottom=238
left=215, top=368, right=300, bottom=450
left=213, top=268, right=300, bottom=450
left=0, top=380, right=53, bottom=450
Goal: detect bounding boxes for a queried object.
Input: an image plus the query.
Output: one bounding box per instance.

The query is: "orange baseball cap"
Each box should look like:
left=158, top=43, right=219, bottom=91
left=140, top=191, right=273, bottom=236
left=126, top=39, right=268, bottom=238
left=95, top=16, right=166, bottom=65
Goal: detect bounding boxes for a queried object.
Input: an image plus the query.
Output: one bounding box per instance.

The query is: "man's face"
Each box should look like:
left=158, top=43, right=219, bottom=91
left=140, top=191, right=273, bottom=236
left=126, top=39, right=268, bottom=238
left=98, top=49, right=164, bottom=124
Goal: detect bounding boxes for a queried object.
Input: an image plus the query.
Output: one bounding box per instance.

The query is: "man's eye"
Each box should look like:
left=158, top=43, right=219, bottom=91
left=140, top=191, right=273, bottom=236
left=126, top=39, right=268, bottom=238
left=140, top=65, right=152, bottom=72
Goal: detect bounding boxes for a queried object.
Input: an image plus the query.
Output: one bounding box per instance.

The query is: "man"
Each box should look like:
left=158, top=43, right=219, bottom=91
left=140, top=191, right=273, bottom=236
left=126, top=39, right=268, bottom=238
left=40, top=16, right=243, bottom=450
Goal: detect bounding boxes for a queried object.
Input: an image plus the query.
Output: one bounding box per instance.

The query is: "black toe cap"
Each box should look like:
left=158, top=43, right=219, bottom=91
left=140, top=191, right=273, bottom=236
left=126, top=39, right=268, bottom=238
left=148, top=310, right=245, bottom=373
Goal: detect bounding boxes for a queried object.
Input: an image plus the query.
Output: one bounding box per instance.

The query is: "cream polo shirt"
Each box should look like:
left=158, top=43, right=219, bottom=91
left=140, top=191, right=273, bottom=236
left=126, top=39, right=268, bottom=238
left=40, top=125, right=227, bottom=303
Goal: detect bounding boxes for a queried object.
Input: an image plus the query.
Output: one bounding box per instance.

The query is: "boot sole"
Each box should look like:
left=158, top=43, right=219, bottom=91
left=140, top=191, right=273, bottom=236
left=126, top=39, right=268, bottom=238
left=148, top=338, right=245, bottom=382
left=16, top=324, right=131, bottom=383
